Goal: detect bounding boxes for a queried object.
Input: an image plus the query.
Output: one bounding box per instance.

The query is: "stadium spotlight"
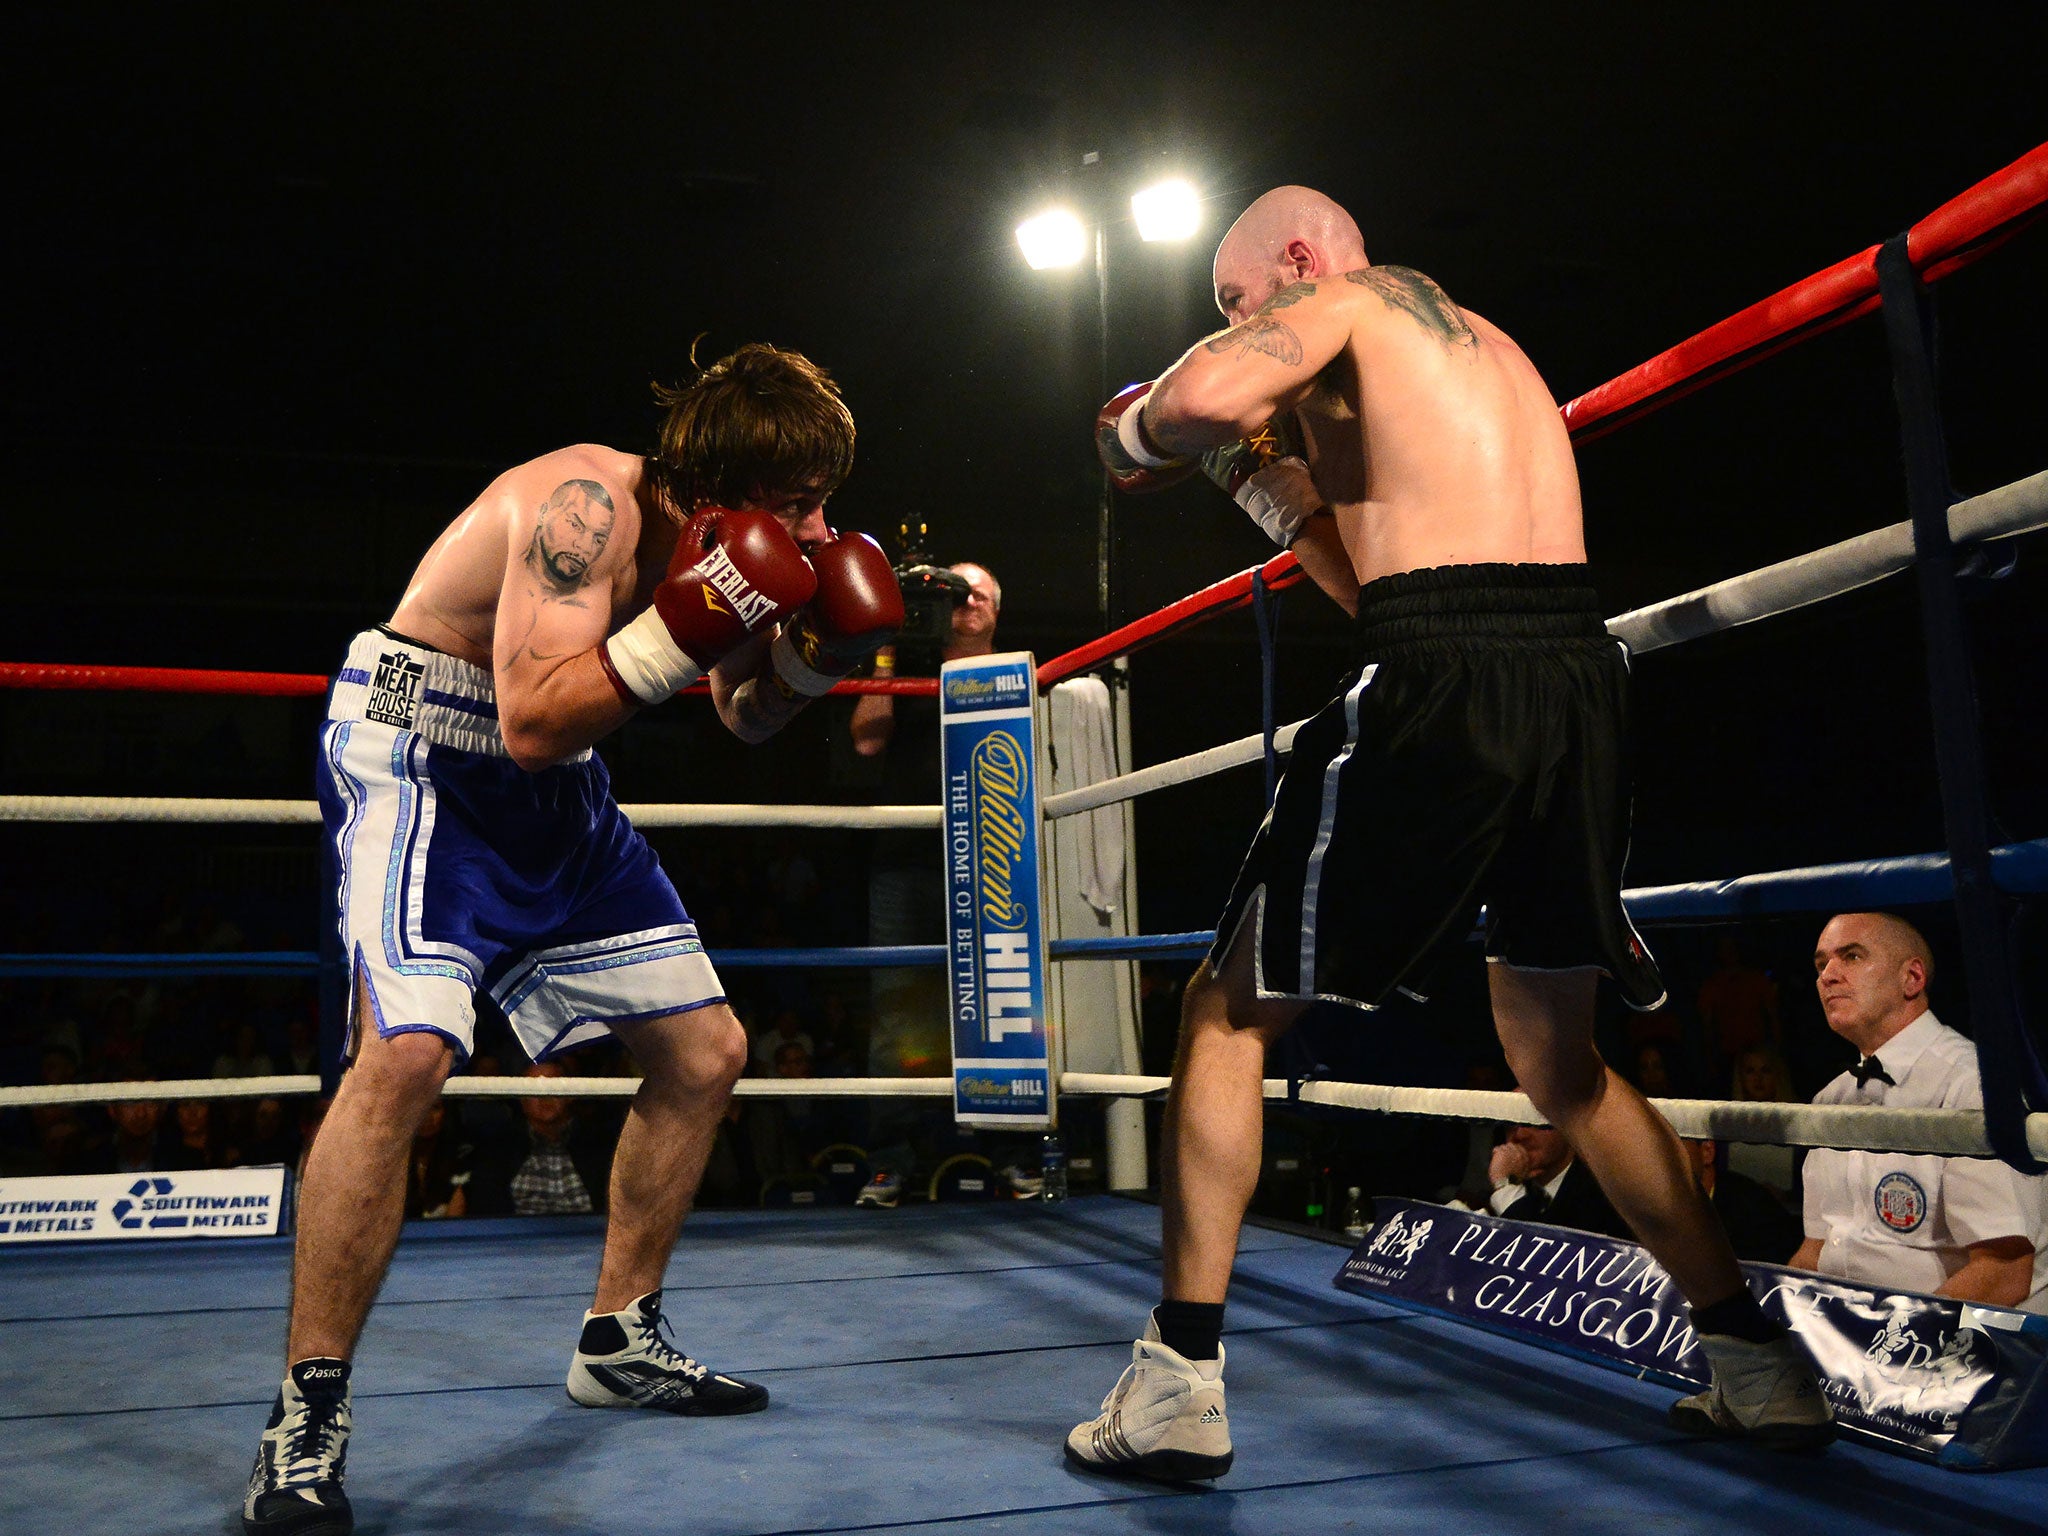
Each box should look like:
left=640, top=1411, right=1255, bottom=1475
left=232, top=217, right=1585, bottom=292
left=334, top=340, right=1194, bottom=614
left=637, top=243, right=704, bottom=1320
left=1132, top=178, right=1201, bottom=242
left=1015, top=208, right=1089, bottom=269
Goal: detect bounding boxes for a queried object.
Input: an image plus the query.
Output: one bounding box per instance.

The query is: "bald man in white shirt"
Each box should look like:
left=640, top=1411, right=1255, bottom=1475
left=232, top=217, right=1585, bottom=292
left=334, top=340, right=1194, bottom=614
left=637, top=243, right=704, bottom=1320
left=1793, top=912, right=2046, bottom=1311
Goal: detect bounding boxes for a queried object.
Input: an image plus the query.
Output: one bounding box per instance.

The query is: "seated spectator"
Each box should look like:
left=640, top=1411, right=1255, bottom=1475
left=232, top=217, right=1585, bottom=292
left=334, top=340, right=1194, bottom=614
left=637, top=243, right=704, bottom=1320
left=1697, top=932, right=1782, bottom=1064
left=89, top=993, right=151, bottom=1083
left=164, top=1098, right=226, bottom=1170
left=746, top=1040, right=822, bottom=1190
left=1794, top=912, right=2046, bottom=1311
left=228, top=1096, right=304, bottom=1169
left=101, top=1094, right=172, bottom=1173
left=281, top=1011, right=320, bottom=1075
left=1684, top=1137, right=1802, bottom=1263
left=1725, top=1046, right=1799, bottom=1203
left=29, top=1103, right=105, bottom=1176
left=751, top=1008, right=815, bottom=1072
left=1628, top=1042, right=1676, bottom=1098
left=1474, top=1124, right=1630, bottom=1240
left=467, top=1062, right=616, bottom=1217
left=212, top=1020, right=276, bottom=1079
left=406, top=1100, right=473, bottom=1219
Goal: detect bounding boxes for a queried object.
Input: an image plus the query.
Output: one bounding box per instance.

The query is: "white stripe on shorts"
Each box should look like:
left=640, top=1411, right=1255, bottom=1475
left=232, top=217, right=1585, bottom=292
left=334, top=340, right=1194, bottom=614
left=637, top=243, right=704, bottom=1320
left=1297, top=664, right=1378, bottom=991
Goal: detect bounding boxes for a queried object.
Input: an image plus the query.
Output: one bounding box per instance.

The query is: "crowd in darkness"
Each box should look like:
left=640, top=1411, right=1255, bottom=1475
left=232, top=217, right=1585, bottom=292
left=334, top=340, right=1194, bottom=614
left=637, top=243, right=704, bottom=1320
left=4, top=826, right=1877, bottom=1233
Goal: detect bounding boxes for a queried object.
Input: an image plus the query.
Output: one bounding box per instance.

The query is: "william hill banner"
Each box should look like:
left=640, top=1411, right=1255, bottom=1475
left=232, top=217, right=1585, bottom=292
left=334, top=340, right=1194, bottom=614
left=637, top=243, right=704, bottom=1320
left=939, top=651, right=1053, bottom=1130
left=1338, top=1197, right=2048, bottom=1469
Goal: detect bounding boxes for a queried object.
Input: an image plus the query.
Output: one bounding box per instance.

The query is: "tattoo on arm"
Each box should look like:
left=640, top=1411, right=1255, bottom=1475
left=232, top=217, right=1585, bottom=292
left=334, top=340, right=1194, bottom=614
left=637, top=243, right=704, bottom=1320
left=1343, top=266, right=1476, bottom=349
left=1202, top=278, right=1316, bottom=364
left=1204, top=316, right=1304, bottom=365
left=524, top=479, right=617, bottom=594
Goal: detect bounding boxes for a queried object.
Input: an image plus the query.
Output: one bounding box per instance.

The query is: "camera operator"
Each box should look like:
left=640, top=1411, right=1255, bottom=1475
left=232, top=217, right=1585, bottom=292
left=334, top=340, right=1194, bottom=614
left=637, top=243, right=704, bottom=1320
left=851, top=561, right=1001, bottom=1086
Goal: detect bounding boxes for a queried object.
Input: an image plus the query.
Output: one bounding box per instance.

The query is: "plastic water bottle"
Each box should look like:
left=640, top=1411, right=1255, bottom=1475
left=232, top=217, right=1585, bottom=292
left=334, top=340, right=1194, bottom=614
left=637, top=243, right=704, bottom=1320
left=1039, top=1130, right=1068, bottom=1202
left=1342, top=1186, right=1367, bottom=1241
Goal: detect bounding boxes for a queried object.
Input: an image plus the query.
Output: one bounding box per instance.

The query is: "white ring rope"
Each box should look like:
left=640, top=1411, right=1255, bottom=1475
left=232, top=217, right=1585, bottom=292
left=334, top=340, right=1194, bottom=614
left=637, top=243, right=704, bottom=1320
left=1042, top=720, right=1304, bottom=822
left=11, top=1071, right=2043, bottom=1159
left=1609, top=467, right=2047, bottom=656
left=6, top=473, right=2036, bottom=831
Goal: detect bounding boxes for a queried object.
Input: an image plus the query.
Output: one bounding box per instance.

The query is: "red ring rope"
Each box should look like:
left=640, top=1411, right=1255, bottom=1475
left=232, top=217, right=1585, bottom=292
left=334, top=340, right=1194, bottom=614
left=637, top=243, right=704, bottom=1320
left=6, top=148, right=2041, bottom=703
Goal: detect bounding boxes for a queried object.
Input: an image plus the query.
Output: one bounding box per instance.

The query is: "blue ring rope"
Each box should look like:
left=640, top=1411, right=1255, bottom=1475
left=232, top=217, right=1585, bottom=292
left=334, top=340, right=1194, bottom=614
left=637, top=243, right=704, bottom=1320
left=5, top=839, right=2041, bottom=980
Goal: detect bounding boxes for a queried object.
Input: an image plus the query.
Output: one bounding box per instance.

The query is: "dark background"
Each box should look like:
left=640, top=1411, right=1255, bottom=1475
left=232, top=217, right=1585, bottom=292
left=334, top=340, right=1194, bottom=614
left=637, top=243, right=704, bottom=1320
left=5, top=6, right=2045, bottom=1060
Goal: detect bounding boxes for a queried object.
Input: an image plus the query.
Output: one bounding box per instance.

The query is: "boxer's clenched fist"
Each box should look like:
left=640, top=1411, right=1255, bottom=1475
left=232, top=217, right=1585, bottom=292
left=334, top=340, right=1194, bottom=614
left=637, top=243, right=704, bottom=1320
left=1201, top=416, right=1325, bottom=549
left=768, top=532, right=905, bottom=697
left=600, top=509, right=817, bottom=706
left=1096, top=382, right=1198, bottom=494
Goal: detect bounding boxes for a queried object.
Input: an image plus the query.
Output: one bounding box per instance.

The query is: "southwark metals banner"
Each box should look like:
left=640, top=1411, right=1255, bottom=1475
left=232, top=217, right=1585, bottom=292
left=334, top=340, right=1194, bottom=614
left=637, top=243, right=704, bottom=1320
left=0, top=1166, right=288, bottom=1244
left=1336, top=1197, right=2048, bottom=1469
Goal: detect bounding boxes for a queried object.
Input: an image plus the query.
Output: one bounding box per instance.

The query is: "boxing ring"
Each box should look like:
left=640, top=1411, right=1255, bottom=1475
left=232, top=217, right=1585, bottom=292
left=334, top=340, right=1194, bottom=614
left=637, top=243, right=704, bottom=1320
left=3, top=145, right=2047, bottom=1530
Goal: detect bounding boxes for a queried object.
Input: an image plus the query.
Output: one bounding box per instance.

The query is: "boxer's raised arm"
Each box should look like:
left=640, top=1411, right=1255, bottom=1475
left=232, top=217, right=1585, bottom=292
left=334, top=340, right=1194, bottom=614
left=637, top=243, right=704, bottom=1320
left=493, top=477, right=640, bottom=770
left=1140, top=281, right=1355, bottom=453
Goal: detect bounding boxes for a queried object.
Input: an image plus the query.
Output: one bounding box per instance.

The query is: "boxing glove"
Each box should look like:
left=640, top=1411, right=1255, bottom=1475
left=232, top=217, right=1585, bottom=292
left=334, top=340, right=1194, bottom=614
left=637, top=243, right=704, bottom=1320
left=1095, top=382, right=1198, bottom=494
left=1201, top=416, right=1325, bottom=549
left=601, top=509, right=818, bottom=705
left=768, top=532, right=906, bottom=697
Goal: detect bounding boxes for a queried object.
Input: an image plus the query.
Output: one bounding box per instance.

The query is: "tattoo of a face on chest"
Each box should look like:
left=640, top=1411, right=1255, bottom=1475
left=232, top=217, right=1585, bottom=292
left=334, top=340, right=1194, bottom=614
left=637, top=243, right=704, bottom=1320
left=1345, top=266, right=1475, bottom=349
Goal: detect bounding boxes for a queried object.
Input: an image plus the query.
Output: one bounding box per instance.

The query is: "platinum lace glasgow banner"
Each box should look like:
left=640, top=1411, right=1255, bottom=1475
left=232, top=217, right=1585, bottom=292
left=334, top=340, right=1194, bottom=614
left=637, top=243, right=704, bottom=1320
left=1337, top=1197, right=2048, bottom=1469
left=940, top=651, right=1054, bottom=1130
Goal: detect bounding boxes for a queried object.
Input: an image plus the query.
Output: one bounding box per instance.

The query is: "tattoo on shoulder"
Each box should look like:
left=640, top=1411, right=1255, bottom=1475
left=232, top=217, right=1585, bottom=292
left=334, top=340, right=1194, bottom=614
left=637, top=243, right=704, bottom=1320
left=1343, top=266, right=1475, bottom=349
left=1205, top=316, right=1304, bottom=365
left=525, top=479, right=617, bottom=594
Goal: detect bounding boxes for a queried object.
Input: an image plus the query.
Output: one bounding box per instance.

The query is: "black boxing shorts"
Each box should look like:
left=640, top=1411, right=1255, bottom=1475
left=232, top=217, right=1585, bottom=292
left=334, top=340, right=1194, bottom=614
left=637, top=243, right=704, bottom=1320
left=1208, top=562, right=1665, bottom=1012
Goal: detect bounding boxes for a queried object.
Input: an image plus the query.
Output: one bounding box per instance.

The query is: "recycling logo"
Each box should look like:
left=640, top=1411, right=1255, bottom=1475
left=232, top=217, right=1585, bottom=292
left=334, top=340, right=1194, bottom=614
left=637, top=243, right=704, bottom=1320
left=110, top=1177, right=188, bottom=1230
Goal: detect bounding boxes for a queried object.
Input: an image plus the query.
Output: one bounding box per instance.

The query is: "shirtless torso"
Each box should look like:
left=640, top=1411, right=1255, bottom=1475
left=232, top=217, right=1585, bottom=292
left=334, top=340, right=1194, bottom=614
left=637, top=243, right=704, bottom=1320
left=385, top=445, right=828, bottom=766
left=1152, top=261, right=1582, bottom=600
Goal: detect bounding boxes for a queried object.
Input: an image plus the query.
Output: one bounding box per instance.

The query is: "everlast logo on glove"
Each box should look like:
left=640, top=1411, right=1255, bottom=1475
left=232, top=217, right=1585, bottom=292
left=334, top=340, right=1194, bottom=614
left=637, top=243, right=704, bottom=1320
left=698, top=546, right=779, bottom=627
left=366, top=651, right=426, bottom=728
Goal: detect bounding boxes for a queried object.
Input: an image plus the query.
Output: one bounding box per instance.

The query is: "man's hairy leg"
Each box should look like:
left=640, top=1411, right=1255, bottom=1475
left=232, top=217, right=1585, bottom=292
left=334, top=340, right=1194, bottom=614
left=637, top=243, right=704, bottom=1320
left=287, top=978, right=455, bottom=1362
left=592, top=1001, right=748, bottom=1312
left=1490, top=963, right=1745, bottom=1306
left=1161, top=935, right=1304, bottom=1304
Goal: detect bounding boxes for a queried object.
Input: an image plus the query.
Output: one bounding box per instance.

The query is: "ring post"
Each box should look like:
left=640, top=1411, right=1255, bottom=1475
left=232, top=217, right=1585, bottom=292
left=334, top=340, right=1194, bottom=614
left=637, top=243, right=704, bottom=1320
left=940, top=651, right=1057, bottom=1139
left=1877, top=235, right=2047, bottom=1172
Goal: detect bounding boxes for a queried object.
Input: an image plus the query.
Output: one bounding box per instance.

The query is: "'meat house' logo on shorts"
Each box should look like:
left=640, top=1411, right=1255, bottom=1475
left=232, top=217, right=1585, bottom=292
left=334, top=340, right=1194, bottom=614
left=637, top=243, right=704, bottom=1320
left=366, top=651, right=425, bottom=727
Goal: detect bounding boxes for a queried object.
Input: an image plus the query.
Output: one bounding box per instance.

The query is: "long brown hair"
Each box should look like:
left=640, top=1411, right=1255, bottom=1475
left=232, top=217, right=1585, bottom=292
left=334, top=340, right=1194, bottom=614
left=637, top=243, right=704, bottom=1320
left=648, top=340, right=855, bottom=521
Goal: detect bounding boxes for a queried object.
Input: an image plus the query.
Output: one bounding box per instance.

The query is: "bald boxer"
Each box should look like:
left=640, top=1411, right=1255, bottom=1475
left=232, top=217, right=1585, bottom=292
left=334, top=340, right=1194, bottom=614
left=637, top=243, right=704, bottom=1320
left=1067, top=188, right=1831, bottom=1482
left=243, top=343, right=902, bottom=1536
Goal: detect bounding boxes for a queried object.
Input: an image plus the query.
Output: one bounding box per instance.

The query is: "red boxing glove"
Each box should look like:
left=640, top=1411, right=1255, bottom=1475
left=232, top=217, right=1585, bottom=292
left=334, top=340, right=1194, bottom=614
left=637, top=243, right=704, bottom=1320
left=600, top=508, right=818, bottom=706
left=768, top=532, right=905, bottom=697
left=1095, top=382, right=1198, bottom=494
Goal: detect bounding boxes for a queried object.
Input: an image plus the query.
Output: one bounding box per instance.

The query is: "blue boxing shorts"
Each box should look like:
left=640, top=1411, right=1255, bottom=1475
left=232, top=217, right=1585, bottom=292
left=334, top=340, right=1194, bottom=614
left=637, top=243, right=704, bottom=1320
left=316, top=627, right=723, bottom=1063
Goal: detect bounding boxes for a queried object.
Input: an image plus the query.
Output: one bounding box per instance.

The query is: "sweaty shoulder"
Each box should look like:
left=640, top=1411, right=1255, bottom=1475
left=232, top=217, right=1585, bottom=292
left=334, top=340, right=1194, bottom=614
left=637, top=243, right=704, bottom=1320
left=1340, top=265, right=1479, bottom=351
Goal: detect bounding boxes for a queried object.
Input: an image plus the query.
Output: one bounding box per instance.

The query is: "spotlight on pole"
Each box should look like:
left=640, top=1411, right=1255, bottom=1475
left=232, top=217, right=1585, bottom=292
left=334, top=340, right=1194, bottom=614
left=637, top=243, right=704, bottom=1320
left=1016, top=208, right=1089, bottom=270
left=1132, top=178, right=1201, bottom=243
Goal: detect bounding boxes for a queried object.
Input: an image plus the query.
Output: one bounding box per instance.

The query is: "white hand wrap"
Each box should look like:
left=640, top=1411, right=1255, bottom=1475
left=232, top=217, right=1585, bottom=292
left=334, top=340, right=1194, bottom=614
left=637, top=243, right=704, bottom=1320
left=1115, top=390, right=1178, bottom=468
left=603, top=607, right=707, bottom=706
left=1235, top=457, right=1322, bottom=548
left=768, top=626, right=841, bottom=698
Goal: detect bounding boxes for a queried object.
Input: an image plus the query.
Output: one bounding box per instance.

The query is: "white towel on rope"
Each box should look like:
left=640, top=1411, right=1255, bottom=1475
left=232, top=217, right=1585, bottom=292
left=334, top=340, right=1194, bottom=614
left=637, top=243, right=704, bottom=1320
left=1049, top=677, right=1124, bottom=918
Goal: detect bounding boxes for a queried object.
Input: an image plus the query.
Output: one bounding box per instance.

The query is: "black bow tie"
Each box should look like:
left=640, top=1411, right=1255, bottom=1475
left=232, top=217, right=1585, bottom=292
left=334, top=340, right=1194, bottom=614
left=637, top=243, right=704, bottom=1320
left=1851, top=1056, right=1896, bottom=1088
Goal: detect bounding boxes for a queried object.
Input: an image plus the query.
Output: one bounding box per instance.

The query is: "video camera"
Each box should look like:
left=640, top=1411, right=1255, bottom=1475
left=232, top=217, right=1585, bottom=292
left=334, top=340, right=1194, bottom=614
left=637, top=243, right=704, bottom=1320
left=891, top=520, right=969, bottom=667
